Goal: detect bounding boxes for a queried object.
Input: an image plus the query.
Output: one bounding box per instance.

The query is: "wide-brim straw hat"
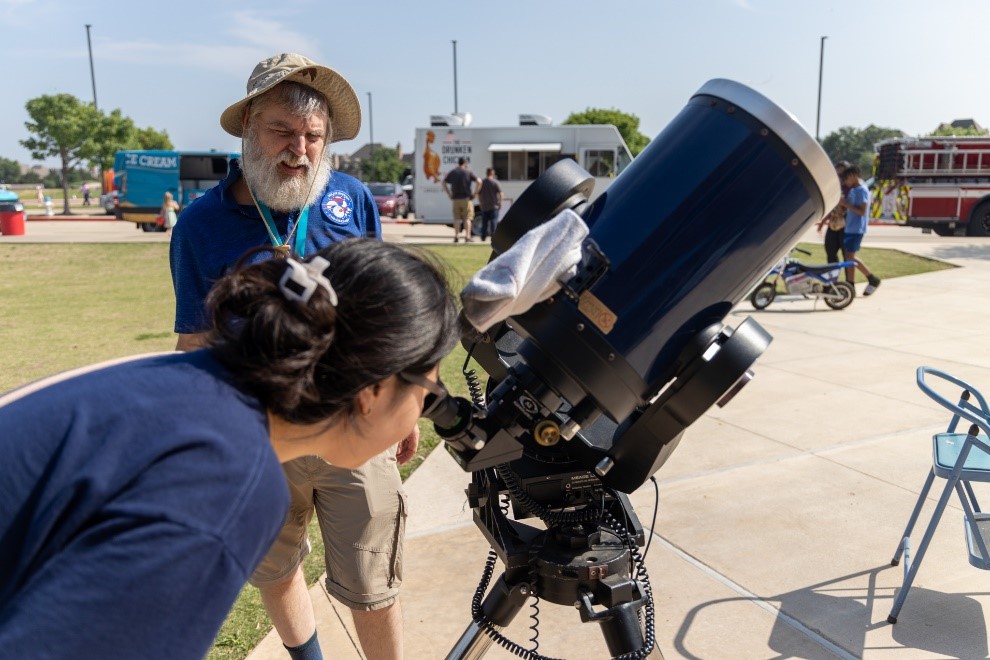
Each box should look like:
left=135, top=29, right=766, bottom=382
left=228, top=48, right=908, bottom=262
left=220, top=52, right=361, bottom=142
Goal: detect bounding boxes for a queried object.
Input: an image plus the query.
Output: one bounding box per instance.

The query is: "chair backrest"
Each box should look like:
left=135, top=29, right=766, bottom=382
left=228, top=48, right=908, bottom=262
left=918, top=366, right=990, bottom=437
left=919, top=367, right=990, bottom=567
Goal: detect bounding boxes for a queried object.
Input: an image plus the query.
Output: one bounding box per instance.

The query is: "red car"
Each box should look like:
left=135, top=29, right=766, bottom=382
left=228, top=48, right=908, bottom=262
left=368, top=182, right=410, bottom=219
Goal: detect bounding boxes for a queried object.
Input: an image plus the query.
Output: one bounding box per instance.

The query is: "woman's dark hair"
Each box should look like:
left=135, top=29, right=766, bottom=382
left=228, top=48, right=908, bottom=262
left=206, top=238, right=459, bottom=424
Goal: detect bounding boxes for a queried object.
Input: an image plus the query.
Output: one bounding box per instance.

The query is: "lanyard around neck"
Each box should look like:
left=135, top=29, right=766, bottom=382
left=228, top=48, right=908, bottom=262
left=253, top=195, right=311, bottom=257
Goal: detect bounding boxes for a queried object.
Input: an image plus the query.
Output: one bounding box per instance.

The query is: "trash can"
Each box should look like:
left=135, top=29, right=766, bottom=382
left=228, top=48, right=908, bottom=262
left=0, top=201, right=26, bottom=236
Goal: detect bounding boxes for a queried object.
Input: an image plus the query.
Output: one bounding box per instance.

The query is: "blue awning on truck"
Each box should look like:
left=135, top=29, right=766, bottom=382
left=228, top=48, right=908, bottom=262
left=488, top=143, right=563, bottom=152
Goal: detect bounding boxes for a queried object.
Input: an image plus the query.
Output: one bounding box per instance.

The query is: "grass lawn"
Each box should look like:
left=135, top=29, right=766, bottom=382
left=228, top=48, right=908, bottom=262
left=13, top=184, right=107, bottom=203
left=0, top=239, right=951, bottom=658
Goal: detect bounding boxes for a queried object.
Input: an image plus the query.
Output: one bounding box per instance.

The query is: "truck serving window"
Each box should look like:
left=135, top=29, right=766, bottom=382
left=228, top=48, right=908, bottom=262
left=492, top=150, right=576, bottom=181
left=616, top=147, right=632, bottom=175
left=179, top=156, right=230, bottom=180
left=584, top=150, right=615, bottom=177
left=179, top=155, right=232, bottom=201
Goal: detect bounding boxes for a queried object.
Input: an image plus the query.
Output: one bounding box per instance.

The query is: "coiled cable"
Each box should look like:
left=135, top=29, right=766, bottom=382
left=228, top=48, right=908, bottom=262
left=463, top=342, right=486, bottom=409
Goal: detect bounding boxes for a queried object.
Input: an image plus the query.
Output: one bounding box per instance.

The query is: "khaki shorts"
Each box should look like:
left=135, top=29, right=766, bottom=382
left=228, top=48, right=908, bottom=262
left=452, top=198, right=474, bottom=229
left=250, top=452, right=407, bottom=611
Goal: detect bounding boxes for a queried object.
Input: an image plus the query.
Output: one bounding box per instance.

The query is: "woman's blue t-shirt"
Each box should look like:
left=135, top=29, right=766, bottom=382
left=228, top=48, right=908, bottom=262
left=0, top=350, right=289, bottom=658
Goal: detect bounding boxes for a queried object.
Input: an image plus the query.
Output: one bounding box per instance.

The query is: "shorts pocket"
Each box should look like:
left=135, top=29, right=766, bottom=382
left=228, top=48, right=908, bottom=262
left=353, top=489, right=406, bottom=588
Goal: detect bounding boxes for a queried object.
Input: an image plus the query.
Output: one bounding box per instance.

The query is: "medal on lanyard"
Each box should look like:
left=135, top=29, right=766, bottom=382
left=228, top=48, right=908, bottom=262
left=254, top=197, right=310, bottom=256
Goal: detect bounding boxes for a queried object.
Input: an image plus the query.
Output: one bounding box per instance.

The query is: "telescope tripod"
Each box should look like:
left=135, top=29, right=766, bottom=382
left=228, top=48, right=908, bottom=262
left=446, top=466, right=662, bottom=660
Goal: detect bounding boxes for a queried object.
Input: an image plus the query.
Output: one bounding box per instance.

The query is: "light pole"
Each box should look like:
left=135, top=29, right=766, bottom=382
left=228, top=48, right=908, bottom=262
left=452, top=39, right=458, bottom=114
left=367, top=92, right=374, bottom=170
left=85, top=24, right=98, bottom=110
left=816, top=35, right=827, bottom=141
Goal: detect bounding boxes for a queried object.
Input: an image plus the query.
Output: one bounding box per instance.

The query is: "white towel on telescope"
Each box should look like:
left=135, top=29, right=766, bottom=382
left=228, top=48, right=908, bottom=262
left=461, top=208, right=589, bottom=332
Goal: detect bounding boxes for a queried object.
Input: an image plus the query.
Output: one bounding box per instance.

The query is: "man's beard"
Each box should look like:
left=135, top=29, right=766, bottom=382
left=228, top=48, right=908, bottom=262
left=241, top=128, right=333, bottom=212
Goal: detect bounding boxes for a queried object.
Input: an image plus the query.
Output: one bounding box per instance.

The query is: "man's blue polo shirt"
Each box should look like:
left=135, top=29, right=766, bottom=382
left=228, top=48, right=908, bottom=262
left=170, top=161, right=381, bottom=334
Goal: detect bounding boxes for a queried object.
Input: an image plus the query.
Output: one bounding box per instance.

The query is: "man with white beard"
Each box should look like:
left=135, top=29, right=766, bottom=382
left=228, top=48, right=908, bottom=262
left=170, top=54, right=410, bottom=660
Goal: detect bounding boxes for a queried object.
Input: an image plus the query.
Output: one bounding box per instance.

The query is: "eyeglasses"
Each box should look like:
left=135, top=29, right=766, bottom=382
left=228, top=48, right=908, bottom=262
left=398, top=371, right=448, bottom=417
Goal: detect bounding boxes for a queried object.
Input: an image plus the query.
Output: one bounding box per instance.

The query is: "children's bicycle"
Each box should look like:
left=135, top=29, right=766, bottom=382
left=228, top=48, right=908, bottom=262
left=749, top=247, right=856, bottom=311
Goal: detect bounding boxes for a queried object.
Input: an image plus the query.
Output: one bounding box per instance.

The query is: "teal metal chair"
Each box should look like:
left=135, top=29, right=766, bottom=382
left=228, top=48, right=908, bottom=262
left=888, top=366, right=990, bottom=624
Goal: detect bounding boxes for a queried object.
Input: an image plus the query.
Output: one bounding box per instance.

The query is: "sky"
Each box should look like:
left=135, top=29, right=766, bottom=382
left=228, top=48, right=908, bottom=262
left=3, top=0, right=990, bottom=168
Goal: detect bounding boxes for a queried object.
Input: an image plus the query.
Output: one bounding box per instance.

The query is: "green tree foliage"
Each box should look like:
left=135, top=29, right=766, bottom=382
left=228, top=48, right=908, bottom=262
left=360, top=146, right=406, bottom=182
left=43, top=171, right=62, bottom=189
left=563, top=108, right=650, bottom=156
left=0, top=156, right=21, bottom=184
left=820, top=124, right=905, bottom=176
left=89, top=113, right=173, bottom=171
left=134, top=126, right=173, bottom=150
left=89, top=109, right=138, bottom=173
left=19, top=170, right=42, bottom=185
left=20, top=94, right=173, bottom=213
left=21, top=94, right=103, bottom=214
left=928, top=124, right=989, bottom=137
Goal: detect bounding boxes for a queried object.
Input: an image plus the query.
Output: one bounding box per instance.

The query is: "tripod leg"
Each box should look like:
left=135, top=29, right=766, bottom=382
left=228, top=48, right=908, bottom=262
left=447, top=574, right=531, bottom=660
left=598, top=601, right=648, bottom=657
left=578, top=591, right=660, bottom=658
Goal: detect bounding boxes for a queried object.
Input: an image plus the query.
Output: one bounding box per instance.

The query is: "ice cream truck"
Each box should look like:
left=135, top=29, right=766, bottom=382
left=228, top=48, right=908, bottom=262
left=412, top=114, right=633, bottom=225
left=110, top=150, right=239, bottom=232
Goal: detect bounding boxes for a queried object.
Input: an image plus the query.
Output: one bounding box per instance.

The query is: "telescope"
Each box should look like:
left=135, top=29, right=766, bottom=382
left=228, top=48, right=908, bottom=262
left=428, top=79, right=840, bottom=659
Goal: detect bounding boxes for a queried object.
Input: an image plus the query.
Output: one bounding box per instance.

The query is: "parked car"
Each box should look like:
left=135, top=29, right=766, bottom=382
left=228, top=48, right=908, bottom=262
left=368, top=182, right=409, bottom=219
left=100, top=190, right=118, bottom=215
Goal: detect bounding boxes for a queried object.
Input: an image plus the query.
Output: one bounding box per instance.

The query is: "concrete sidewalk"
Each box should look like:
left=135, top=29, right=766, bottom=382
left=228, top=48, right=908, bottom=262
left=246, top=232, right=990, bottom=659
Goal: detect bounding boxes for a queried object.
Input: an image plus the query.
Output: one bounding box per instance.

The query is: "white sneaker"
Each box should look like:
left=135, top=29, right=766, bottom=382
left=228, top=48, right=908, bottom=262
left=863, top=283, right=877, bottom=296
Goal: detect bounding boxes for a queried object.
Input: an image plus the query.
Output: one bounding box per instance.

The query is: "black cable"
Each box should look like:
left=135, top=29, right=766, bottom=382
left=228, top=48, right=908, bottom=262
left=469, top=499, right=561, bottom=660
left=496, top=463, right=603, bottom=526
left=643, top=476, right=659, bottom=560
left=463, top=341, right=486, bottom=409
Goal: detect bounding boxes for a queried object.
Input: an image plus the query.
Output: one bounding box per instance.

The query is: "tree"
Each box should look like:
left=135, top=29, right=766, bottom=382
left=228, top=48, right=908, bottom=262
left=19, top=170, right=42, bottom=185
left=820, top=124, right=904, bottom=176
left=563, top=108, right=650, bottom=156
left=0, top=156, right=21, bottom=185
left=89, top=109, right=138, bottom=173
left=360, top=146, right=405, bottom=182
left=21, top=94, right=175, bottom=213
left=89, top=112, right=173, bottom=171
left=134, top=126, right=173, bottom=151
left=21, top=94, right=104, bottom=214
left=928, top=124, right=989, bottom=137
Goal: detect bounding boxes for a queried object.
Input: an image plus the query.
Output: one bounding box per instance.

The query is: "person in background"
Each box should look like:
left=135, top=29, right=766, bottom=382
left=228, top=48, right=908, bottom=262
left=161, top=191, right=179, bottom=233
left=0, top=239, right=459, bottom=659
left=839, top=164, right=882, bottom=295
left=81, top=182, right=91, bottom=206
left=442, top=157, right=481, bottom=243
left=815, top=160, right=851, bottom=264
left=170, top=52, right=409, bottom=660
left=477, top=167, right=503, bottom=242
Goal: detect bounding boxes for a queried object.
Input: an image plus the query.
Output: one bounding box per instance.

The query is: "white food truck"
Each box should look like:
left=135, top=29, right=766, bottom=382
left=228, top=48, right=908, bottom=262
left=412, top=113, right=633, bottom=224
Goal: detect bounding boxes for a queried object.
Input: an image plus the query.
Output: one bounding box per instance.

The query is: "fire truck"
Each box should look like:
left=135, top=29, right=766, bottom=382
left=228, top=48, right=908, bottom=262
left=873, top=136, right=990, bottom=236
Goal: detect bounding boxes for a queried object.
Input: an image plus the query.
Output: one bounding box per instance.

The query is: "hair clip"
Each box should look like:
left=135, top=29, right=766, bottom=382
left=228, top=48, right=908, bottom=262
left=278, top=256, right=338, bottom=306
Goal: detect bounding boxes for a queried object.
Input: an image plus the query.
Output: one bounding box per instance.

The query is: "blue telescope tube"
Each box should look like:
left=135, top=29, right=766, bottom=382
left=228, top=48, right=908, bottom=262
left=580, top=79, right=839, bottom=391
